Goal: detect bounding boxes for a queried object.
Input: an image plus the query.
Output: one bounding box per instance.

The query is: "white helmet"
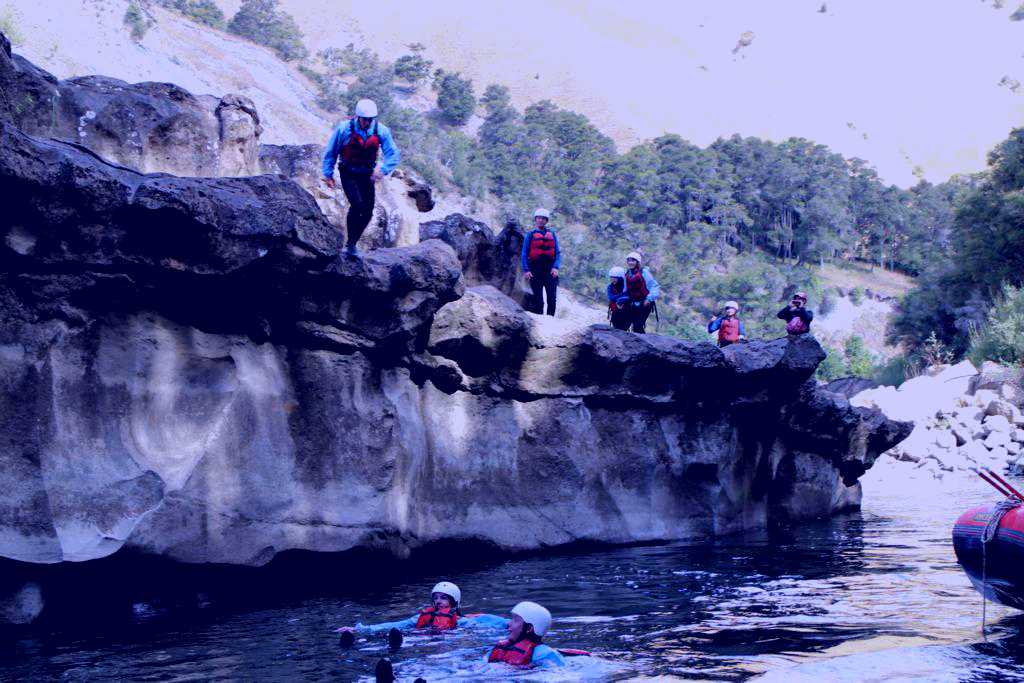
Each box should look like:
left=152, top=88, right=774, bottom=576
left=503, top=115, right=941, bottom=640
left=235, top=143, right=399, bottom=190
left=533, top=208, right=551, bottom=220
left=626, top=251, right=643, bottom=266
left=608, top=266, right=625, bottom=278
left=431, top=581, right=461, bottom=605
left=354, top=98, right=379, bottom=118
left=511, top=601, right=552, bottom=636
left=723, top=300, right=739, bottom=311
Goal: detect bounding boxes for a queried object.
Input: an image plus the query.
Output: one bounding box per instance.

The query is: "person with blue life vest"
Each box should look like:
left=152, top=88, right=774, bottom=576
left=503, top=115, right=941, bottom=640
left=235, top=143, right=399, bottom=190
left=336, top=581, right=507, bottom=636
left=321, top=98, right=401, bottom=256
left=521, top=208, right=561, bottom=316
left=707, top=300, right=747, bottom=347
left=607, top=266, right=631, bottom=331
left=485, top=601, right=566, bottom=668
left=621, top=251, right=660, bottom=333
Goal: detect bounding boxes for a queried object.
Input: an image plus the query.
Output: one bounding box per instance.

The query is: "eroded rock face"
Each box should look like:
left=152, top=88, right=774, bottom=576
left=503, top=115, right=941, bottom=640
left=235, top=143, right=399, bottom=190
left=1, top=37, right=261, bottom=177
left=0, top=40, right=910, bottom=566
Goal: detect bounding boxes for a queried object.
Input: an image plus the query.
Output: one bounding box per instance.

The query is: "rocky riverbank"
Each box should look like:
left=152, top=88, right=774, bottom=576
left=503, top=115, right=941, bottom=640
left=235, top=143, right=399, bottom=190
left=0, top=33, right=910, bottom=624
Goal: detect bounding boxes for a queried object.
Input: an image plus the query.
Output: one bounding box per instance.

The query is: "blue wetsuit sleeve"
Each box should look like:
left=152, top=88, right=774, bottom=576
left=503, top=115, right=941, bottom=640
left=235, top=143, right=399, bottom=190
left=739, top=320, right=747, bottom=336
left=321, top=125, right=347, bottom=179
left=552, top=231, right=561, bottom=269
left=378, top=123, right=401, bottom=175
left=462, top=614, right=509, bottom=630
left=643, top=268, right=661, bottom=302
left=355, top=615, right=417, bottom=634
left=521, top=232, right=532, bottom=272
left=708, top=317, right=722, bottom=333
left=532, top=645, right=566, bottom=667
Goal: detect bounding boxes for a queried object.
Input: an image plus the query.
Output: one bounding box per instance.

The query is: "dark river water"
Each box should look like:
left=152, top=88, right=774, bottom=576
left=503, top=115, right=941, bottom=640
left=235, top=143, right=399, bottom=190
left=2, top=477, right=1023, bottom=681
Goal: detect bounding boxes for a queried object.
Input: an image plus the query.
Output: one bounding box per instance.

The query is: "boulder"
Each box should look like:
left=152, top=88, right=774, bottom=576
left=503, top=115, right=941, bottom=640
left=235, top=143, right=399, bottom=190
left=0, top=582, right=43, bottom=625
left=1007, top=441, right=1022, bottom=455
left=974, top=389, right=1000, bottom=408
left=985, top=431, right=1012, bottom=449
left=984, top=414, right=1013, bottom=434
left=933, top=429, right=956, bottom=451
left=970, top=360, right=1023, bottom=396
left=824, top=376, right=878, bottom=399
left=419, top=214, right=523, bottom=298
left=985, top=399, right=1019, bottom=421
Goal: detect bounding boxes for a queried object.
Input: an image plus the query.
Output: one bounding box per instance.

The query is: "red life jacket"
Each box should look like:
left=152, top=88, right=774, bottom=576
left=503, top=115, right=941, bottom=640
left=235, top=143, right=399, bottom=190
left=487, top=637, right=538, bottom=666
left=608, top=282, right=625, bottom=315
left=625, top=268, right=649, bottom=301
left=527, top=229, right=557, bottom=264
left=340, top=119, right=380, bottom=170
left=718, top=317, right=741, bottom=343
left=414, top=606, right=459, bottom=630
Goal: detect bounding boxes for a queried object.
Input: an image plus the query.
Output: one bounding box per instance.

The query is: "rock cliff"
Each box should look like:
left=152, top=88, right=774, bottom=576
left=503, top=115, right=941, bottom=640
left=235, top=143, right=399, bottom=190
left=0, top=35, right=910, bottom=570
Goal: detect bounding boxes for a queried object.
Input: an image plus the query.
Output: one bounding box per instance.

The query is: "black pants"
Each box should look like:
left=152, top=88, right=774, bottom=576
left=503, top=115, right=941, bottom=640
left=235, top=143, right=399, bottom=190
left=528, top=267, right=557, bottom=316
left=628, top=303, right=653, bottom=333
left=339, top=170, right=375, bottom=248
left=610, top=307, right=631, bottom=331
left=718, top=339, right=736, bottom=348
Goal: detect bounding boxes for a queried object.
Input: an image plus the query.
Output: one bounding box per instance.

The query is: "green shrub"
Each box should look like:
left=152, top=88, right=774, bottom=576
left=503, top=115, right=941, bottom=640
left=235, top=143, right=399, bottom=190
left=819, top=288, right=837, bottom=316
left=873, top=355, right=917, bottom=387
left=843, top=335, right=875, bottom=377
left=228, top=0, right=307, bottom=61
left=394, top=48, right=432, bottom=88
left=124, top=2, right=151, bottom=42
left=816, top=345, right=848, bottom=381
left=156, top=0, right=224, bottom=28
left=848, top=286, right=864, bottom=306
left=433, top=70, right=476, bottom=125
left=968, top=283, right=1024, bottom=365
left=0, top=6, right=24, bottom=46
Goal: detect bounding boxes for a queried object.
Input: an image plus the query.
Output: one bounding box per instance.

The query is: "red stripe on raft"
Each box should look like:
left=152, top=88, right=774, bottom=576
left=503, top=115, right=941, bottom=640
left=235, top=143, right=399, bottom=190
left=558, top=649, right=591, bottom=657
left=955, top=503, right=1024, bottom=533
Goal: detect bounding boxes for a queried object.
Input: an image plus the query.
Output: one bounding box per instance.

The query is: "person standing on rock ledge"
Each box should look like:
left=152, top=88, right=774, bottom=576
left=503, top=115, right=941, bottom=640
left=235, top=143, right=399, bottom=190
left=321, top=98, right=401, bottom=256
left=622, top=251, right=660, bottom=334
left=777, top=291, right=813, bottom=335
left=708, top=301, right=746, bottom=347
left=521, top=208, right=561, bottom=316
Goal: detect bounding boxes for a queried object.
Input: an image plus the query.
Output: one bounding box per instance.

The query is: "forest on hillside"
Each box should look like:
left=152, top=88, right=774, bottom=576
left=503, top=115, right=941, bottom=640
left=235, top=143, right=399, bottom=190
left=147, top=0, right=1022, bottom=380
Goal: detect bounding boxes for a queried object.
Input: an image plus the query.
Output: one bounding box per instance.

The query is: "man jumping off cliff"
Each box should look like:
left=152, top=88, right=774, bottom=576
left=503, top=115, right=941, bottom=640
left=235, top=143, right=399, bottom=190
left=321, top=99, right=401, bottom=256
left=521, top=208, right=561, bottom=316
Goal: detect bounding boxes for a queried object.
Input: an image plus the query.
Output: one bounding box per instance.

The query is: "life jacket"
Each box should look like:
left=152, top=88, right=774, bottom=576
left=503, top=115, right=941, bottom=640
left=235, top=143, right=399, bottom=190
left=625, top=268, right=649, bottom=302
left=414, top=606, right=459, bottom=630
left=786, top=314, right=808, bottom=334
left=340, top=119, right=380, bottom=171
left=718, top=317, right=741, bottom=343
left=487, top=637, right=538, bottom=666
left=608, top=281, right=625, bottom=315
left=527, top=229, right=557, bottom=265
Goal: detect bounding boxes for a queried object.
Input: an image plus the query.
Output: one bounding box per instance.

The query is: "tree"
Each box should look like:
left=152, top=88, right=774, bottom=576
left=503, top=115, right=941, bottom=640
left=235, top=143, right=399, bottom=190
left=433, top=70, right=476, bottom=125
left=156, top=0, right=225, bottom=28
left=228, top=0, right=307, bottom=61
left=394, top=46, right=432, bottom=88
left=123, top=2, right=151, bottom=42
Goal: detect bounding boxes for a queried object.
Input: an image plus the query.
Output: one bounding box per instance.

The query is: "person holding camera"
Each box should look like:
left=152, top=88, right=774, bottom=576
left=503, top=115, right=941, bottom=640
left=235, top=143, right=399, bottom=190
left=707, top=300, right=746, bottom=347
left=777, top=291, right=813, bottom=335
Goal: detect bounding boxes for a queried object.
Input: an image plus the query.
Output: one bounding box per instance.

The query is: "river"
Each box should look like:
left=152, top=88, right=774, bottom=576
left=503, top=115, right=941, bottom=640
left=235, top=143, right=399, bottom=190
left=2, top=475, right=1022, bottom=681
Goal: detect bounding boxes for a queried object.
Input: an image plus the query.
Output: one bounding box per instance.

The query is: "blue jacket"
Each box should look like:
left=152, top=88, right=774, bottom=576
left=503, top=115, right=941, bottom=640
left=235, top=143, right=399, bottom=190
left=321, top=118, right=401, bottom=178
left=607, top=281, right=628, bottom=308
left=626, top=267, right=660, bottom=303
left=708, top=316, right=746, bottom=336
left=483, top=643, right=566, bottom=667
left=354, top=612, right=509, bottom=634
left=521, top=228, right=561, bottom=272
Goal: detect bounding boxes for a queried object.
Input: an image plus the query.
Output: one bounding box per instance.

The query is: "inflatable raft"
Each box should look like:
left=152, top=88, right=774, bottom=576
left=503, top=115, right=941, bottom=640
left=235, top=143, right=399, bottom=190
left=953, top=498, right=1024, bottom=610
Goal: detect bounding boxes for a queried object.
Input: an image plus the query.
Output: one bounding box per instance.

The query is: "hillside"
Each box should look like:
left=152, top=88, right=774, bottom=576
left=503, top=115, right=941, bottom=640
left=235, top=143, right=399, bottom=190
left=2, top=0, right=952, bottom=376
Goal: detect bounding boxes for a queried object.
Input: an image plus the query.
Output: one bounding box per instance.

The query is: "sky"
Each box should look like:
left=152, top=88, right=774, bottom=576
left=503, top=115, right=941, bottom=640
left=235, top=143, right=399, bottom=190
left=282, top=0, right=1024, bottom=188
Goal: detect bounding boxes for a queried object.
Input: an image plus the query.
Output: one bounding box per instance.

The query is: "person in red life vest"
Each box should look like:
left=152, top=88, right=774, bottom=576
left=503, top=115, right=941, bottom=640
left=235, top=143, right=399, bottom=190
left=321, top=98, right=401, bottom=256
left=521, top=208, right=561, bottom=316
left=485, top=601, right=565, bottom=668
left=707, top=300, right=747, bottom=347
left=336, top=581, right=506, bottom=636
left=622, top=251, right=661, bottom=334
left=777, top=291, right=814, bottom=335
left=606, top=266, right=631, bottom=331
